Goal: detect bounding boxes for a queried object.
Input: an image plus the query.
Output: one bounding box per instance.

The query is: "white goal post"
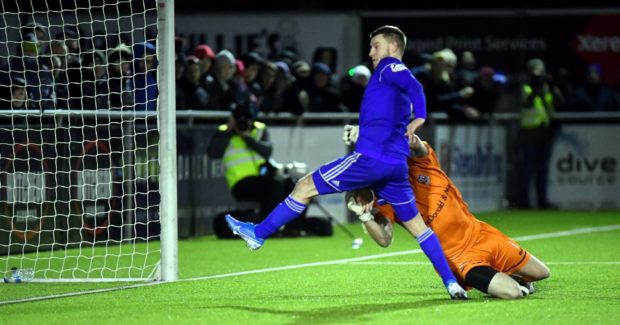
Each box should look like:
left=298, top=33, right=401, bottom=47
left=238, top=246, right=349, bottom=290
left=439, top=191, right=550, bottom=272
left=0, top=0, right=177, bottom=282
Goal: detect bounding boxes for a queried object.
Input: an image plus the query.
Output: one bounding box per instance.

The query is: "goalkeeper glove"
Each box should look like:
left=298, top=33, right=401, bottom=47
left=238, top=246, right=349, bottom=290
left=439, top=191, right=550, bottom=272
left=347, top=197, right=374, bottom=222
left=343, top=125, right=359, bottom=146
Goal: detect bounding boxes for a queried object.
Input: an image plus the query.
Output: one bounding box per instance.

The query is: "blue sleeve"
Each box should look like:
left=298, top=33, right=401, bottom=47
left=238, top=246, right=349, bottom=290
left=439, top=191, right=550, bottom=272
left=382, top=63, right=427, bottom=119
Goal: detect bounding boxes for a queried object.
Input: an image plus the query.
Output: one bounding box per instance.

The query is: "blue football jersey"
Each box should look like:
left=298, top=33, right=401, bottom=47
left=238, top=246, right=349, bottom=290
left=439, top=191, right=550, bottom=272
left=355, top=57, right=427, bottom=164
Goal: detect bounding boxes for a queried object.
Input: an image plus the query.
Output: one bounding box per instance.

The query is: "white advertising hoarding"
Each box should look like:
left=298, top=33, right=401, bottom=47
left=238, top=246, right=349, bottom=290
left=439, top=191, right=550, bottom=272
left=270, top=126, right=348, bottom=223
left=549, top=125, right=620, bottom=210
left=434, top=125, right=507, bottom=211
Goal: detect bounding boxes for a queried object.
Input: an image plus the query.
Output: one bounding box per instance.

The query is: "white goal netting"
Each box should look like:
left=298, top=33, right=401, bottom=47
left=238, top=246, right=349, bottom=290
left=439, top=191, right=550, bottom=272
left=0, top=0, right=164, bottom=282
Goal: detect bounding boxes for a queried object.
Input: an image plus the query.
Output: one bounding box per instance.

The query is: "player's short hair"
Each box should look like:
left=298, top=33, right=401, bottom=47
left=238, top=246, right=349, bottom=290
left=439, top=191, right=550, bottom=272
left=369, top=25, right=407, bottom=54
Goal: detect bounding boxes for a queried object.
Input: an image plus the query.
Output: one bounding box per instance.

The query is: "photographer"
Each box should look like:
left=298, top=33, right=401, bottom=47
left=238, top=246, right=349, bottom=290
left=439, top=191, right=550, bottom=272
left=517, top=58, right=562, bottom=209
left=207, top=102, right=306, bottom=236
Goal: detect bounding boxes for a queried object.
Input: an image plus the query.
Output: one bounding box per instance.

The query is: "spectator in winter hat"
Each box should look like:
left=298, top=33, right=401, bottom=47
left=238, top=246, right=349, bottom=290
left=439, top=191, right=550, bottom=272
left=341, top=65, right=371, bottom=112
left=572, top=63, right=619, bottom=112
left=133, top=42, right=158, bottom=111
left=308, top=62, right=344, bottom=112
left=205, top=50, right=237, bottom=110
left=0, top=76, right=29, bottom=109
left=194, top=44, right=215, bottom=86
left=181, top=55, right=210, bottom=109
left=107, top=44, right=134, bottom=110
left=239, top=52, right=264, bottom=98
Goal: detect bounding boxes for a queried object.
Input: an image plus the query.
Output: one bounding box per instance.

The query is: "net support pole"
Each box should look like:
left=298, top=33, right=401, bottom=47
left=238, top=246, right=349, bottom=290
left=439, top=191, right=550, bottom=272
left=157, top=0, right=178, bottom=282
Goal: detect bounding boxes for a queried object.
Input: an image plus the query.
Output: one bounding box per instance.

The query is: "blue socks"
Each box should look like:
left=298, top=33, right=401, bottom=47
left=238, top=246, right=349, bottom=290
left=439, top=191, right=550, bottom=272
left=417, top=228, right=457, bottom=286
left=255, top=195, right=307, bottom=239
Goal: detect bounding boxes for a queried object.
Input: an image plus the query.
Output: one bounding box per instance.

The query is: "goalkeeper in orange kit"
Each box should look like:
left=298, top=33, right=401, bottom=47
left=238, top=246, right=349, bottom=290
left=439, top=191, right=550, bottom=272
left=343, top=128, right=550, bottom=299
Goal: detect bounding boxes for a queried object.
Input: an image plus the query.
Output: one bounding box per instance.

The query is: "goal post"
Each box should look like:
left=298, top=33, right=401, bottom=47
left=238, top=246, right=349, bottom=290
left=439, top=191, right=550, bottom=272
left=0, top=0, right=178, bottom=282
left=157, top=0, right=178, bottom=282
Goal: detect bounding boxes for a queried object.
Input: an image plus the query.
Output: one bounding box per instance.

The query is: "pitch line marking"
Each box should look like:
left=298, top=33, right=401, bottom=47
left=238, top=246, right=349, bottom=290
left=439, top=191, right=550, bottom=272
left=511, top=224, right=620, bottom=241
left=347, top=261, right=620, bottom=266
left=1, top=223, right=619, bottom=306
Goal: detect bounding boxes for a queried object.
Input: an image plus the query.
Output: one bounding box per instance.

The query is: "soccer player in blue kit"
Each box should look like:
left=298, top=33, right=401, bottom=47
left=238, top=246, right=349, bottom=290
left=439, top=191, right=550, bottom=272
left=226, top=25, right=468, bottom=299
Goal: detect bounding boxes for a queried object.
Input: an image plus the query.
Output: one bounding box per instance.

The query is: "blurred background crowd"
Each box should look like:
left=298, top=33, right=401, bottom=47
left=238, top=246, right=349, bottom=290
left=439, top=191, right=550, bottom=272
left=1, top=20, right=619, bottom=119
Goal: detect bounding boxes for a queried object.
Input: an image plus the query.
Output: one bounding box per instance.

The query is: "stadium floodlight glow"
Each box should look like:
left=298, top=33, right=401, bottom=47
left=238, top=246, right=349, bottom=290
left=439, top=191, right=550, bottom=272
left=0, top=0, right=178, bottom=282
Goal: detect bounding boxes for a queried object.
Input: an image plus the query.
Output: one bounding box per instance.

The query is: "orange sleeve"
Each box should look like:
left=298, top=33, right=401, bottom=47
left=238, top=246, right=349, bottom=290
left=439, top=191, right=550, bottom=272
left=411, top=142, right=481, bottom=256
left=374, top=202, right=397, bottom=223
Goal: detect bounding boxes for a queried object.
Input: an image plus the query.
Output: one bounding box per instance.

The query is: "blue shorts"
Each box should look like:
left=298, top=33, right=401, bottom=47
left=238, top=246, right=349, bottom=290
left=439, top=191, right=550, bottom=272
left=311, top=152, right=419, bottom=222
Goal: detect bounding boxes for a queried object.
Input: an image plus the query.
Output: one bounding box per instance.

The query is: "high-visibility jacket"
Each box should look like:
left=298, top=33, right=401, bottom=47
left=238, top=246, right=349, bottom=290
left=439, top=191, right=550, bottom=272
left=521, top=84, right=554, bottom=128
left=220, top=121, right=266, bottom=189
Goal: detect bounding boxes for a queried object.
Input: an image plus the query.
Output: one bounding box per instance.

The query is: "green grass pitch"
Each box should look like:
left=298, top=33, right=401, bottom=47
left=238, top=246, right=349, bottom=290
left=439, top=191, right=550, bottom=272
left=1, top=210, right=619, bottom=324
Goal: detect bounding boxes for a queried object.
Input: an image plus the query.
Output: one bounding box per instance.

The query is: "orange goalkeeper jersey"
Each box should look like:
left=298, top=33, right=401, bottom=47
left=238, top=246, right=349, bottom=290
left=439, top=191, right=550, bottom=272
left=376, top=142, right=480, bottom=260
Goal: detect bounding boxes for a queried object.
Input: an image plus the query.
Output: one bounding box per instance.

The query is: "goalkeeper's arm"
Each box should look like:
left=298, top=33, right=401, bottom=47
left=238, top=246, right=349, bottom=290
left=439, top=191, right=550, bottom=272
left=363, top=212, right=393, bottom=248
left=347, top=195, right=393, bottom=247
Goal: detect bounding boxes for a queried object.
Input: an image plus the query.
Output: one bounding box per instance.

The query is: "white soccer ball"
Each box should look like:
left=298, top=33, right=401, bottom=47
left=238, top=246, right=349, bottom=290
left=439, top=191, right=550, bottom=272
left=351, top=238, right=363, bottom=249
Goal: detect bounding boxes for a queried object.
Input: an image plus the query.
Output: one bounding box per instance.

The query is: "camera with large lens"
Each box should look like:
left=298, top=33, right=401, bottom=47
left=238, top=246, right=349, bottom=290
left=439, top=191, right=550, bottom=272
left=231, top=101, right=254, bottom=133
left=236, top=116, right=251, bottom=132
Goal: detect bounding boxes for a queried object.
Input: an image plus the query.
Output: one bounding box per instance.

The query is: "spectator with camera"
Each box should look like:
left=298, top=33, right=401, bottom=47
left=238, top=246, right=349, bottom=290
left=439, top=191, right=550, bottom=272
left=517, top=58, right=563, bottom=209
left=207, top=101, right=306, bottom=236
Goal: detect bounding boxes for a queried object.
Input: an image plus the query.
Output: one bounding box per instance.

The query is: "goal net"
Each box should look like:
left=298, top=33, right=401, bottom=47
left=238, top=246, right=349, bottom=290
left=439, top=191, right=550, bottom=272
left=0, top=0, right=177, bottom=282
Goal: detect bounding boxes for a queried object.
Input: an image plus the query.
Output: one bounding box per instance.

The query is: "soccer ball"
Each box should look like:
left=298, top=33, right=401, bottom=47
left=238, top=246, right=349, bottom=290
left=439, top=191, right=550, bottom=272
left=346, top=189, right=375, bottom=205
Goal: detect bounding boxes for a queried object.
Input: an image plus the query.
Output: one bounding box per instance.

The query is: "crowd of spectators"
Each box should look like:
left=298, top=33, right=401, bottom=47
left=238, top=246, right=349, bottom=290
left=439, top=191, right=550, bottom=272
left=173, top=38, right=354, bottom=116
left=173, top=39, right=620, bottom=122
left=0, top=23, right=158, bottom=111
left=1, top=23, right=619, bottom=116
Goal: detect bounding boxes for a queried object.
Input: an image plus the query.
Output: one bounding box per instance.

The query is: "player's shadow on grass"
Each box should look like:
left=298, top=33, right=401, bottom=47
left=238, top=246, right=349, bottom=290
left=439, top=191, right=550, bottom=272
left=210, top=299, right=469, bottom=325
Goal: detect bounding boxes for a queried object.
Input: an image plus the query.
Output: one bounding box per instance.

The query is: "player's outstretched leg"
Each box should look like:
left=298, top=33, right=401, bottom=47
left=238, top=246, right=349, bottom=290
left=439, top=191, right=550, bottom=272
left=225, top=215, right=265, bottom=251
left=226, top=174, right=316, bottom=250
left=402, top=215, right=468, bottom=299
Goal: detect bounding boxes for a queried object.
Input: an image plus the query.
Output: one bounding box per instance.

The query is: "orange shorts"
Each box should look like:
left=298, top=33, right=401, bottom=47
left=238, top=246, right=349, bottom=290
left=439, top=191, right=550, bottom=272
left=449, top=222, right=531, bottom=284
